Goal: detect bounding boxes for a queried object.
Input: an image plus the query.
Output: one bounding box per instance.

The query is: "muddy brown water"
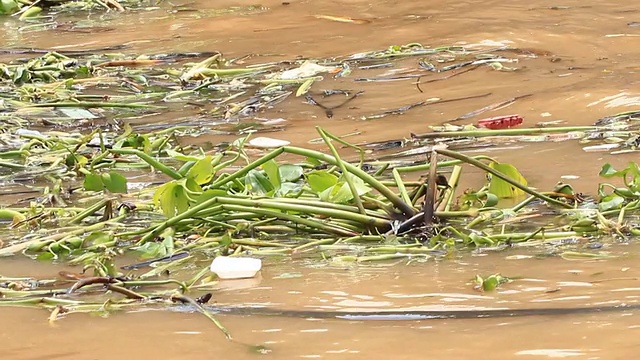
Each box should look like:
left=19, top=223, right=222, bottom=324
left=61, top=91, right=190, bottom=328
left=3, top=0, right=640, bottom=359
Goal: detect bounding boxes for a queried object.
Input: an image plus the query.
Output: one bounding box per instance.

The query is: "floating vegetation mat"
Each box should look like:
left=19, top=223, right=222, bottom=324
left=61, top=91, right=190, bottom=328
left=1, top=43, right=640, bottom=334
left=1, top=0, right=265, bottom=21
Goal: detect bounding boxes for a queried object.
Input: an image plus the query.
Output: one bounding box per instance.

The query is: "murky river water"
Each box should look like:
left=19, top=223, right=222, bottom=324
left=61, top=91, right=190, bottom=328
left=2, top=0, right=640, bottom=358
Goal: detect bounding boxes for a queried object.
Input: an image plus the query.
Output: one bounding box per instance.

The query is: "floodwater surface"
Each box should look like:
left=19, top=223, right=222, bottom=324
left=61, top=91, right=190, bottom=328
left=4, top=251, right=640, bottom=359
left=2, top=0, right=640, bottom=359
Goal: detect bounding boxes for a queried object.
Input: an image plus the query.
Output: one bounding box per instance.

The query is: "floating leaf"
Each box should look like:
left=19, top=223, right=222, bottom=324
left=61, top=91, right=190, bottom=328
left=195, top=189, right=227, bottom=205
left=101, top=172, right=128, bottom=193
left=188, top=156, right=214, bottom=185
left=560, top=251, right=613, bottom=260
left=165, top=149, right=204, bottom=162
left=321, top=182, right=351, bottom=203
left=306, top=170, right=338, bottom=193
left=262, top=159, right=281, bottom=189
left=553, top=182, right=575, bottom=196
left=18, top=6, right=41, bottom=19
left=173, top=186, right=190, bottom=215
left=296, top=77, right=315, bottom=97
left=600, top=162, right=640, bottom=192
left=83, top=173, right=103, bottom=192
left=85, top=231, right=114, bottom=245
left=154, top=181, right=195, bottom=217
left=598, top=194, right=625, bottom=211
left=474, top=273, right=510, bottom=292
left=488, top=162, right=527, bottom=198
left=134, top=242, right=167, bottom=259
left=154, top=182, right=178, bottom=217
left=245, top=170, right=274, bottom=195
left=275, top=182, right=303, bottom=197
left=320, top=173, right=371, bottom=203
left=279, top=164, right=303, bottom=182
left=599, top=163, right=624, bottom=177
left=113, top=133, right=152, bottom=153
left=0, top=0, right=19, bottom=14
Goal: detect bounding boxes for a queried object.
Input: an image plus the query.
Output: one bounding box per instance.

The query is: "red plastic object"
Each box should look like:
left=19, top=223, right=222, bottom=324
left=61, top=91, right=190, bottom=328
left=477, top=114, right=523, bottom=130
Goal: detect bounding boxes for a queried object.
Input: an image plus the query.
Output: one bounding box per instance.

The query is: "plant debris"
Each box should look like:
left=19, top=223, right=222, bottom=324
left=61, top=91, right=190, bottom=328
left=1, top=41, right=640, bottom=335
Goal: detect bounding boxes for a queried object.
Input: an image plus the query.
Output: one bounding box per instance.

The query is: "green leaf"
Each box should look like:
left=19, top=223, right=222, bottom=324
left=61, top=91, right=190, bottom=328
left=305, top=157, right=322, bottom=166
left=245, top=170, right=274, bottom=195
left=276, top=182, right=303, bottom=197
left=188, top=155, right=214, bottom=185
left=488, top=162, right=527, bottom=198
left=343, top=173, right=371, bottom=196
left=296, top=77, right=315, bottom=97
left=0, top=0, right=20, bottom=15
left=306, top=170, right=338, bottom=193
left=553, top=183, right=575, bottom=195
left=195, top=189, right=227, bottom=205
left=482, top=276, right=500, bottom=291
left=18, top=6, right=41, bottom=20
left=114, top=133, right=152, bottom=153
left=183, top=177, right=202, bottom=193
left=75, top=65, right=91, bottom=77
left=83, top=173, right=104, bottom=192
left=626, top=163, right=640, bottom=192
left=279, top=164, right=303, bottom=182
left=85, top=231, right=114, bottom=245
left=165, top=149, right=203, bottom=162
left=320, top=174, right=371, bottom=204
left=469, top=232, right=494, bottom=246
left=325, top=182, right=352, bottom=203
left=174, top=186, right=190, bottom=215
left=66, top=153, right=88, bottom=168
left=154, top=182, right=179, bottom=217
left=160, top=228, right=175, bottom=255
left=482, top=192, right=499, bottom=208
left=134, top=242, right=167, bottom=259
left=613, top=187, right=636, bottom=198
left=36, top=252, right=55, bottom=261
left=102, top=172, right=128, bottom=193
left=599, top=163, right=624, bottom=178
left=474, top=274, right=509, bottom=292
left=219, top=231, right=233, bottom=247
left=598, top=194, right=625, bottom=211
left=262, top=159, right=281, bottom=189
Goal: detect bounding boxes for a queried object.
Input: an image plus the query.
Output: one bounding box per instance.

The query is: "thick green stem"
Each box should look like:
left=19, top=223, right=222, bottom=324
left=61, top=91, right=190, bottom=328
left=0, top=214, right=126, bottom=256
left=66, top=198, right=110, bottom=224
left=436, top=149, right=573, bottom=209
left=109, top=148, right=182, bottom=180
left=439, top=165, right=462, bottom=212
left=221, top=205, right=358, bottom=236
left=394, top=156, right=497, bottom=173
left=392, top=168, right=412, bottom=205
left=283, top=146, right=415, bottom=216
left=317, top=127, right=367, bottom=216
left=209, top=147, right=284, bottom=188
